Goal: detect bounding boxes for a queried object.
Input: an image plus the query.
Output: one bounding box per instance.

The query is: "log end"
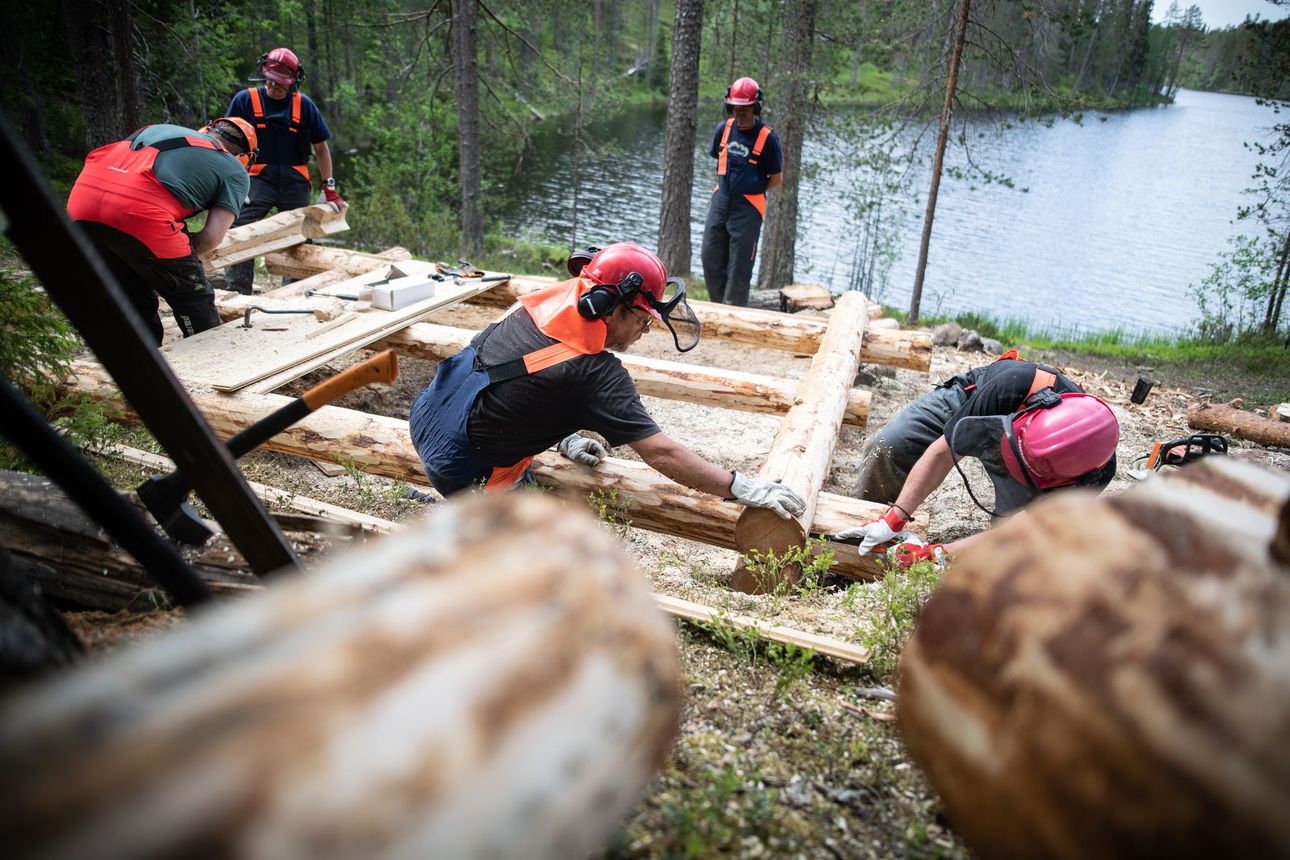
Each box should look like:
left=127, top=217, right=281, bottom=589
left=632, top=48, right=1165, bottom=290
left=730, top=508, right=806, bottom=594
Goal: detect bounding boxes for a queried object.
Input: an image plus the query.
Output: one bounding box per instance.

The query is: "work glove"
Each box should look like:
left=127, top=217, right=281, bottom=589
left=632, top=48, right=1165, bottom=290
left=322, top=182, right=346, bottom=211
left=890, top=536, right=948, bottom=572
left=727, top=472, right=806, bottom=521
left=833, top=506, right=911, bottom=556
left=558, top=433, right=607, bottom=467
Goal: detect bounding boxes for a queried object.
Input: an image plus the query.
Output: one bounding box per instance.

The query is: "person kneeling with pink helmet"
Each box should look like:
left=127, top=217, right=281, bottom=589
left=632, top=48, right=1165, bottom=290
left=838, top=351, right=1119, bottom=569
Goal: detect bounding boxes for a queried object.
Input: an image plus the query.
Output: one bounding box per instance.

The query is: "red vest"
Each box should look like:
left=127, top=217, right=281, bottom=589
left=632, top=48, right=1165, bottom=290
left=67, top=133, right=221, bottom=259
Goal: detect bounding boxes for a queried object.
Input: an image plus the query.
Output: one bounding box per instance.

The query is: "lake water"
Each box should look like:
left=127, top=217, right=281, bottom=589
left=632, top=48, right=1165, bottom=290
left=497, top=89, right=1272, bottom=336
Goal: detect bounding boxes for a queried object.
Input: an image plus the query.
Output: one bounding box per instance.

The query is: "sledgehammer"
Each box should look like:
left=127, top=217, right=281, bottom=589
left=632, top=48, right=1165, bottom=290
left=138, top=350, right=399, bottom=546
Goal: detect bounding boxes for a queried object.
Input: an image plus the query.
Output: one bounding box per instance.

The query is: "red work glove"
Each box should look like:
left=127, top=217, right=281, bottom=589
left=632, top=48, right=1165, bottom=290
left=324, top=185, right=345, bottom=210
left=892, top=541, right=947, bottom=571
left=833, top=506, right=910, bottom=556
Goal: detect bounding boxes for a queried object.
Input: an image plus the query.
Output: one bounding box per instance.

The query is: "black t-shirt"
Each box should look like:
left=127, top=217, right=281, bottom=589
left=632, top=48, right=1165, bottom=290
left=943, top=360, right=1116, bottom=484
left=466, top=310, right=660, bottom=463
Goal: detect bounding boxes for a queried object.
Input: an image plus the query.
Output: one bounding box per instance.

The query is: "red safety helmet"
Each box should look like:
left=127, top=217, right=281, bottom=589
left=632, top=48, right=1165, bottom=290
left=579, top=242, right=668, bottom=321
left=200, top=116, right=258, bottom=168
left=1001, top=392, right=1119, bottom=490
left=725, top=76, right=764, bottom=110
left=257, top=47, right=304, bottom=88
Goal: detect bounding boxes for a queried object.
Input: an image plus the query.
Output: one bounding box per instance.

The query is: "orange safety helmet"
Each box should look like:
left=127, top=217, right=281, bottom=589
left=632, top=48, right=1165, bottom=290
left=725, top=76, right=764, bottom=112
left=256, top=47, right=305, bottom=89
left=201, top=116, right=259, bottom=169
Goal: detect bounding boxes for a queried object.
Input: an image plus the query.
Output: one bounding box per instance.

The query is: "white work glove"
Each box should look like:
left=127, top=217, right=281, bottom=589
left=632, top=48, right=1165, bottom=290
left=558, top=433, right=607, bottom=467
left=833, top=506, right=912, bottom=556
left=728, top=472, right=806, bottom=521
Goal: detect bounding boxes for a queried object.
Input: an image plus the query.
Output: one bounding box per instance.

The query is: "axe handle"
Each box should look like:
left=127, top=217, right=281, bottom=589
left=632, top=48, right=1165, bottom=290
left=226, top=350, right=399, bottom=459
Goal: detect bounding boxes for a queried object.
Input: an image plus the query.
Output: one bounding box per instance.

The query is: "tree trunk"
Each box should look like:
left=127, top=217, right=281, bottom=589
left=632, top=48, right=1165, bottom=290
left=656, top=0, right=706, bottom=276
left=303, top=0, right=328, bottom=113
left=908, top=0, right=971, bottom=324
left=0, top=492, right=682, bottom=860
left=756, top=0, right=817, bottom=294
left=63, top=0, right=136, bottom=149
left=900, top=458, right=1290, bottom=859
left=451, top=0, right=484, bottom=256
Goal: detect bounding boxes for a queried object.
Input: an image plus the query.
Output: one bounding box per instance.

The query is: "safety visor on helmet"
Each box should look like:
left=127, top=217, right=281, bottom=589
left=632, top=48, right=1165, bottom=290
left=262, top=61, right=296, bottom=86
left=946, top=413, right=1043, bottom=518
left=636, top=276, right=701, bottom=352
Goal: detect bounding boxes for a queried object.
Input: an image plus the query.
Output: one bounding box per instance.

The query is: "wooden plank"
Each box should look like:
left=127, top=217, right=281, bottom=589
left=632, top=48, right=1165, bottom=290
left=779, top=282, right=834, bottom=312
left=264, top=243, right=412, bottom=280
left=201, top=205, right=349, bottom=272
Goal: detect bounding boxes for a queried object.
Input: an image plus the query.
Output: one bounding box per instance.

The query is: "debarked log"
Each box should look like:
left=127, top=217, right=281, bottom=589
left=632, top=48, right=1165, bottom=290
left=65, top=360, right=897, bottom=579
left=376, top=322, right=872, bottom=428
left=1187, top=401, right=1290, bottom=448
left=263, top=242, right=412, bottom=281
left=0, top=492, right=681, bottom=860
left=202, top=204, right=347, bottom=272
left=899, top=458, right=1290, bottom=860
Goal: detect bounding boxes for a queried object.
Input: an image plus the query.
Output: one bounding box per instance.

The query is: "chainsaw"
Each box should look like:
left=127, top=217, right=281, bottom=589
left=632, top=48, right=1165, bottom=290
left=1140, top=433, right=1229, bottom=471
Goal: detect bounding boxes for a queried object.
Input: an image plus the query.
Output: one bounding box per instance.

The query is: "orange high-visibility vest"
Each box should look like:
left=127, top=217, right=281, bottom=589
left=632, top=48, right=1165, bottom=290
left=245, top=87, right=311, bottom=182
left=716, top=118, right=773, bottom=177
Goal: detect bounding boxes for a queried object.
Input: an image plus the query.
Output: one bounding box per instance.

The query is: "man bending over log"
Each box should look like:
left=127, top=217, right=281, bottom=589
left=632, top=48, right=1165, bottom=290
left=837, top=353, right=1120, bottom=567
left=409, top=243, right=804, bottom=519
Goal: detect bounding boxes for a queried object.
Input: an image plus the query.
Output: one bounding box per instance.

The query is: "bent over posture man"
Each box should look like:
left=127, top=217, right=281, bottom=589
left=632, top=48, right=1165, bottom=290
left=67, top=118, right=255, bottom=345
left=700, top=76, right=783, bottom=307
left=409, top=242, right=805, bottom=519
left=837, top=353, right=1120, bottom=567
left=224, top=46, right=342, bottom=294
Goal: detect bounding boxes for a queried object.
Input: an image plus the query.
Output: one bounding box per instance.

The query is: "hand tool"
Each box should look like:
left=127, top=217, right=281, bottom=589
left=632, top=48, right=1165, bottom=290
left=138, top=350, right=399, bottom=545
left=241, top=305, right=336, bottom=328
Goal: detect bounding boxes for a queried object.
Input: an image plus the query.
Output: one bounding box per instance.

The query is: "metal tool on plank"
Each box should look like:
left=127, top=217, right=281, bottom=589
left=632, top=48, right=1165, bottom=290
left=241, top=305, right=335, bottom=328
left=138, top=350, right=399, bottom=545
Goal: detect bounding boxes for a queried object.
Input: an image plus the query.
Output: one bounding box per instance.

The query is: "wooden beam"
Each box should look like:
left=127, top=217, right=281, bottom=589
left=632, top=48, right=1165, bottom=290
left=0, top=492, right=682, bottom=860
left=97, top=443, right=870, bottom=666
left=201, top=204, right=347, bottom=272
left=1188, top=401, right=1290, bottom=448
left=732, top=292, right=869, bottom=593
left=67, top=360, right=900, bottom=580
left=375, top=322, right=871, bottom=428
left=263, top=243, right=412, bottom=281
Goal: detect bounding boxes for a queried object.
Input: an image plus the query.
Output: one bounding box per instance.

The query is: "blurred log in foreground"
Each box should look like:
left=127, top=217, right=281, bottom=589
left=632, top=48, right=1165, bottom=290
left=900, top=458, right=1290, bottom=860
left=0, top=492, right=681, bottom=860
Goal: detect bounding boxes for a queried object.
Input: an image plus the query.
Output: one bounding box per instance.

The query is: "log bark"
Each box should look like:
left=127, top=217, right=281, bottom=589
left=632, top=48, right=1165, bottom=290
left=899, top=458, right=1290, bottom=860
left=732, top=292, right=869, bottom=593
left=0, top=492, right=681, bottom=860
left=263, top=243, right=412, bottom=281
left=375, top=322, right=870, bottom=427
left=1188, top=401, right=1290, bottom=448
left=65, top=360, right=898, bottom=580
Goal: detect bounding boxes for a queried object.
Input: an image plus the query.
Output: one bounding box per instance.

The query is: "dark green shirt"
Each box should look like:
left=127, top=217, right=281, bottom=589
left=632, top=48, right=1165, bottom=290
left=134, top=124, right=249, bottom=215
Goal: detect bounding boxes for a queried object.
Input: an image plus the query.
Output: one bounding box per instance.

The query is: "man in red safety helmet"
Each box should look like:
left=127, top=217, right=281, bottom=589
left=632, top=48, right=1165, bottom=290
left=700, top=76, right=784, bottom=307
left=836, top=352, right=1120, bottom=569
left=222, top=47, right=343, bottom=295
left=67, top=118, right=256, bottom=345
left=409, top=242, right=805, bottom=520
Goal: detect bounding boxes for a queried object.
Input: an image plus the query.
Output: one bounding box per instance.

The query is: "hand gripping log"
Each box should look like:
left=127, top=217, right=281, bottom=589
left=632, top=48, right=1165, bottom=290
left=139, top=350, right=399, bottom=547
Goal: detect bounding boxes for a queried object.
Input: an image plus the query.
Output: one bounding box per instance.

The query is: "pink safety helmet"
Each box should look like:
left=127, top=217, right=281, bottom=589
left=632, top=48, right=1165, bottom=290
left=580, top=242, right=668, bottom=321
left=1001, top=392, right=1119, bottom=489
left=725, top=77, right=763, bottom=108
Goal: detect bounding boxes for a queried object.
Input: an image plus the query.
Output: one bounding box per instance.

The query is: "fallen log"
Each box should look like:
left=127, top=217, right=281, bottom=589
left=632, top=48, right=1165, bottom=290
left=899, top=458, right=1290, bottom=860
left=0, top=492, right=681, bottom=860
left=202, top=204, right=347, bottom=272
left=732, top=292, right=869, bottom=593
left=1188, top=401, right=1290, bottom=448
left=376, top=322, right=871, bottom=427
left=66, top=360, right=899, bottom=579
left=263, top=243, right=412, bottom=281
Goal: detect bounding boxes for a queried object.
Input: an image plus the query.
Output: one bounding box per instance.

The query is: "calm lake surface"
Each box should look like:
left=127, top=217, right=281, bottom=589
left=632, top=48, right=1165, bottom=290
left=498, top=89, right=1270, bottom=336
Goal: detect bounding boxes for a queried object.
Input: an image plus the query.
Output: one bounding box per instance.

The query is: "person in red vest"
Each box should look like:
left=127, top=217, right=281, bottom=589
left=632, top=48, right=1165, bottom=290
left=223, top=47, right=342, bottom=295
left=838, top=355, right=1120, bottom=568
left=700, top=76, right=784, bottom=307
left=409, top=242, right=806, bottom=520
left=67, top=118, right=256, bottom=345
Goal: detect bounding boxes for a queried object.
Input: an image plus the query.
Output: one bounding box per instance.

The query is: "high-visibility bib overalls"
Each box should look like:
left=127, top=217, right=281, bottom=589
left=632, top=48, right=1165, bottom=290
left=701, top=117, right=774, bottom=307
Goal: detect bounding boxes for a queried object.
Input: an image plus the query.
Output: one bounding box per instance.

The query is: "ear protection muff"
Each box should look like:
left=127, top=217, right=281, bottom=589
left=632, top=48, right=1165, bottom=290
left=566, top=246, right=600, bottom=278
left=577, top=284, right=623, bottom=320
left=255, top=53, right=307, bottom=88
left=723, top=86, right=764, bottom=115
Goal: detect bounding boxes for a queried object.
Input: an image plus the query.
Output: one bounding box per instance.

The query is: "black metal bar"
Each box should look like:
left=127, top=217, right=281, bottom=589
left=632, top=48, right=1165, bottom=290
left=0, top=112, right=299, bottom=576
left=0, top=376, right=211, bottom=607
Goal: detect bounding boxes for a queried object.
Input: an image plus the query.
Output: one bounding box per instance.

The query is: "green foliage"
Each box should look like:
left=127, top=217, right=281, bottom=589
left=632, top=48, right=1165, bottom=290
left=1190, top=233, right=1288, bottom=342
left=859, top=554, right=942, bottom=681
left=0, top=261, right=124, bottom=471
left=736, top=538, right=835, bottom=610
left=587, top=487, right=633, bottom=541
left=695, top=610, right=818, bottom=696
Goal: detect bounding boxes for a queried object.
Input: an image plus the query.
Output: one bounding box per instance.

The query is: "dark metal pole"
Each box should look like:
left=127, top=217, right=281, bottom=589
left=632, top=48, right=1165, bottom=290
left=0, top=376, right=211, bottom=608
left=0, top=112, right=299, bottom=576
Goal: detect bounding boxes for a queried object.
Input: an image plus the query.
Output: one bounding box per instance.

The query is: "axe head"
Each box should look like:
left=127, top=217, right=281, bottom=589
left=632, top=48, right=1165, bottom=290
left=137, top=474, right=214, bottom=546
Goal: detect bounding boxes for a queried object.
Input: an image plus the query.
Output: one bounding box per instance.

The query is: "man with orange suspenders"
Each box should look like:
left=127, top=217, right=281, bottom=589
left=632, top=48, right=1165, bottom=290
left=700, top=76, right=784, bottom=307
left=409, top=243, right=806, bottom=521
left=837, top=353, right=1121, bottom=568
left=223, top=47, right=343, bottom=295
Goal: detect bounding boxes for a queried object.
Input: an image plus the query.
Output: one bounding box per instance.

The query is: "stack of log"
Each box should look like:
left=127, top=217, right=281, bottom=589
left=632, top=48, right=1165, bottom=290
left=0, top=492, right=681, bottom=859
left=201, top=203, right=348, bottom=272
left=899, top=458, right=1290, bottom=858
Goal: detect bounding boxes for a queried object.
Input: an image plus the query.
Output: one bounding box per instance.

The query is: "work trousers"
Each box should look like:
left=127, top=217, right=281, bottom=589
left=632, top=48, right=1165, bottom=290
left=75, top=221, right=221, bottom=347
left=852, top=385, right=969, bottom=504
left=701, top=191, right=764, bottom=307
left=225, top=166, right=312, bottom=295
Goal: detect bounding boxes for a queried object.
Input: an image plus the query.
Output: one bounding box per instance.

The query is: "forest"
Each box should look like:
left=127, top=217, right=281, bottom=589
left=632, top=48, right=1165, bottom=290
left=2, top=0, right=1286, bottom=292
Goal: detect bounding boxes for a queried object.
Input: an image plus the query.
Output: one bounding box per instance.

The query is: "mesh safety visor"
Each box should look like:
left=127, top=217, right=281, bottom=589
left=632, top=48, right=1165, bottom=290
left=947, top=416, right=1040, bottom=517
left=643, top=277, right=701, bottom=352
